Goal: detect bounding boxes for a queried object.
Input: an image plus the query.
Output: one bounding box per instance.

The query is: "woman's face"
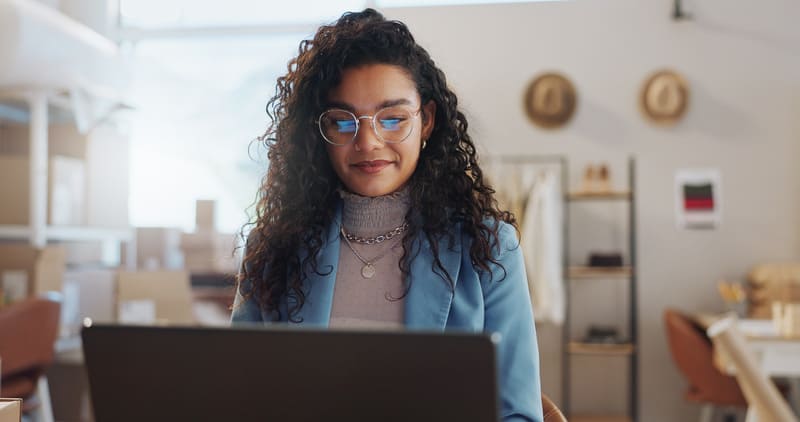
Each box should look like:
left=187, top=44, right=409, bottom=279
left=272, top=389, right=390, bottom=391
left=324, top=64, right=435, bottom=197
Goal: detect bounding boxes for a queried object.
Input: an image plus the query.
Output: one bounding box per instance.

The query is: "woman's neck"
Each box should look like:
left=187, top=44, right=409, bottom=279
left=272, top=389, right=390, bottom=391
left=339, top=187, right=410, bottom=237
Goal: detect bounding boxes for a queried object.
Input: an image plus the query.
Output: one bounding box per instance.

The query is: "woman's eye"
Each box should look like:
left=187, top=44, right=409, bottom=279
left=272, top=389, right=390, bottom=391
left=335, top=120, right=357, bottom=133
left=380, top=118, right=405, bottom=130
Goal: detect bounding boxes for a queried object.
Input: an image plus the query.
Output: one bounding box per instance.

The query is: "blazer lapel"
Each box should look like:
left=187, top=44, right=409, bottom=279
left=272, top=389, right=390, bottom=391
left=404, top=231, right=461, bottom=331
left=290, top=204, right=342, bottom=327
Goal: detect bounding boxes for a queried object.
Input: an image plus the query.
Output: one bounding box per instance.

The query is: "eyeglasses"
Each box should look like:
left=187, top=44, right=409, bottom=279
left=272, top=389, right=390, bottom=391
left=317, top=106, right=421, bottom=146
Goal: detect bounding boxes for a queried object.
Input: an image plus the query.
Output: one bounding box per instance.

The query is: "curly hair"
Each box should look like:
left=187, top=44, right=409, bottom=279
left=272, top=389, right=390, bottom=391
left=238, top=8, right=515, bottom=321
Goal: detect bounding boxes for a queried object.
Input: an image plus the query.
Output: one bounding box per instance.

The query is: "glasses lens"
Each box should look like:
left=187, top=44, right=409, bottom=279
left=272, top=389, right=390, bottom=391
left=320, top=110, right=357, bottom=145
left=375, top=107, right=414, bottom=143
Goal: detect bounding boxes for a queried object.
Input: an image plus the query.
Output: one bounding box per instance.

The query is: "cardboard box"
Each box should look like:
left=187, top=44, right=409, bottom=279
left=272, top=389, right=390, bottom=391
left=116, top=271, right=195, bottom=325
left=61, top=241, right=105, bottom=266
left=0, top=244, right=66, bottom=300
left=0, top=122, right=87, bottom=158
left=49, top=156, right=86, bottom=226
left=0, top=156, right=86, bottom=226
left=0, top=245, right=66, bottom=300
left=63, top=268, right=117, bottom=324
left=195, top=199, right=216, bottom=232
left=180, top=232, right=240, bottom=274
left=0, top=157, right=27, bottom=225
left=183, top=249, right=239, bottom=274
left=135, top=227, right=183, bottom=270
left=0, top=122, right=129, bottom=228
left=180, top=232, right=238, bottom=251
left=0, top=399, right=22, bottom=422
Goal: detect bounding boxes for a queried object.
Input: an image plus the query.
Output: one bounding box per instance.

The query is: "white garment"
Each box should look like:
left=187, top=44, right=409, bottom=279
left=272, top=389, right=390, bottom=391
left=521, top=170, right=565, bottom=324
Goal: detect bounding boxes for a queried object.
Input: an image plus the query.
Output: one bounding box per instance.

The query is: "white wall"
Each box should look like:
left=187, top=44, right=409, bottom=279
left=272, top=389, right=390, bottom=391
left=385, top=1, right=800, bottom=421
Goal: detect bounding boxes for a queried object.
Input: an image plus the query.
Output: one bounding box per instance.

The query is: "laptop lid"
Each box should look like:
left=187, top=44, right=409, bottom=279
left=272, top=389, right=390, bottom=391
left=81, top=324, right=499, bottom=422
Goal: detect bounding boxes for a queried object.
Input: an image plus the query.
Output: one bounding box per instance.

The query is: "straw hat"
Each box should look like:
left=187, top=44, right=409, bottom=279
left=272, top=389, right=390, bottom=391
left=524, top=72, right=577, bottom=129
left=640, top=69, right=689, bottom=126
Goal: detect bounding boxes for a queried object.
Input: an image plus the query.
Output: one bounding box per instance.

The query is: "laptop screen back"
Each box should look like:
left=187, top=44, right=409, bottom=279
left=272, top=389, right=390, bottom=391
left=82, top=324, right=499, bottom=422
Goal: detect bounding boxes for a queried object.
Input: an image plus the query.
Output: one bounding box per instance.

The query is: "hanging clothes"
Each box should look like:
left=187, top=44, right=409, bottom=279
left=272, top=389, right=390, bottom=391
left=521, top=169, right=565, bottom=325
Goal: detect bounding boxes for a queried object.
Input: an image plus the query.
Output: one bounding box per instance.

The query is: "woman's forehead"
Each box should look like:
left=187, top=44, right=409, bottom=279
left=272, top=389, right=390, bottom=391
left=327, top=64, right=420, bottom=112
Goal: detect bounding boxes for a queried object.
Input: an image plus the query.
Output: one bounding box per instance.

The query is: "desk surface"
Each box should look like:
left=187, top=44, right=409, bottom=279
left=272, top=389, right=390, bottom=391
left=694, top=313, right=800, bottom=341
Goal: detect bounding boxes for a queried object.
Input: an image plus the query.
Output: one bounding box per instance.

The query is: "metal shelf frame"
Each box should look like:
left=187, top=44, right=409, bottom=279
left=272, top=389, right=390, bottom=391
left=563, top=157, right=638, bottom=421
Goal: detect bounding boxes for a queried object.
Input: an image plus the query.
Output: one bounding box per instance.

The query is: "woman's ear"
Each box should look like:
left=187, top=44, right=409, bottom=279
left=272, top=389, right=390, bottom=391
left=421, top=100, right=436, bottom=141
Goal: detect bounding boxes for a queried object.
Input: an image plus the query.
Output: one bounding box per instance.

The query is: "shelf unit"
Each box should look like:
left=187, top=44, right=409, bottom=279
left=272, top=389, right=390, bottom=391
left=0, top=89, right=135, bottom=268
left=562, top=157, right=638, bottom=422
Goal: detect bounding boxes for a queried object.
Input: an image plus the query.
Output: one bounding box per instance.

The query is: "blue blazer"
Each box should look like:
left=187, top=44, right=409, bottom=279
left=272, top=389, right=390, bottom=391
left=232, top=205, right=544, bottom=422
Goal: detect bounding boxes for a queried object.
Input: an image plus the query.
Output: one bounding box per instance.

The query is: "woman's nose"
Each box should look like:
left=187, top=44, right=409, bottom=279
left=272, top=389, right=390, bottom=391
left=353, top=116, right=383, bottom=152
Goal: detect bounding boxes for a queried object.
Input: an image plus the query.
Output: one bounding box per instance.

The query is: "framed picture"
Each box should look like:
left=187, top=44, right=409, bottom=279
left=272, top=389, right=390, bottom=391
left=675, top=169, right=721, bottom=229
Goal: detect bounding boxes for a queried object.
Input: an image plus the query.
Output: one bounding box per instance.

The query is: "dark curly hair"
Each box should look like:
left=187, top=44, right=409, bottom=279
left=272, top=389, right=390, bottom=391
left=238, top=8, right=515, bottom=321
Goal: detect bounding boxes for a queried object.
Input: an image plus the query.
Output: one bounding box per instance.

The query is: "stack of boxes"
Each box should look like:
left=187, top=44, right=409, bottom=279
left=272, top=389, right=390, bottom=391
left=0, top=121, right=131, bottom=345
left=180, top=200, right=240, bottom=274
left=747, top=263, right=800, bottom=318
left=0, top=123, right=88, bottom=227
left=0, top=122, right=130, bottom=268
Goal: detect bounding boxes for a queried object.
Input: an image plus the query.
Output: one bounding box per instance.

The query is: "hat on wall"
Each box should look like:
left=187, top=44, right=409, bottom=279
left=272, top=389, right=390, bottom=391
left=640, top=69, right=689, bottom=126
left=524, top=72, right=577, bottom=129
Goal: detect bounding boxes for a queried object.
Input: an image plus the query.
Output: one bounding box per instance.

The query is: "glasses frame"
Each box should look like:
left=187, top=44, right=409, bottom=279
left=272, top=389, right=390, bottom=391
left=317, top=106, right=422, bottom=146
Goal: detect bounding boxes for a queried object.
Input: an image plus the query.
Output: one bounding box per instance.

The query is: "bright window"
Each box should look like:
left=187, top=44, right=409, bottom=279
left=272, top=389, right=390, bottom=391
left=121, top=0, right=562, bottom=233
left=126, top=34, right=303, bottom=232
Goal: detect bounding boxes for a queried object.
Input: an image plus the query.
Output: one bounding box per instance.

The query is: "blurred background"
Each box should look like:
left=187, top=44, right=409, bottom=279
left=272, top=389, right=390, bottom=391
left=0, top=0, right=799, bottom=421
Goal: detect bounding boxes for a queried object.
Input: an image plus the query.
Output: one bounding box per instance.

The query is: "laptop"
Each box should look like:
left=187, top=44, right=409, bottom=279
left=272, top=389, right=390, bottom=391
left=81, top=324, right=499, bottom=422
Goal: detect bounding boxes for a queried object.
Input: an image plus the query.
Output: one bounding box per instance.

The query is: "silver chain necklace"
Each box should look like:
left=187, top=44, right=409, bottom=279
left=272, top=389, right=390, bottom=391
left=343, top=222, right=409, bottom=245
left=340, top=227, right=400, bottom=279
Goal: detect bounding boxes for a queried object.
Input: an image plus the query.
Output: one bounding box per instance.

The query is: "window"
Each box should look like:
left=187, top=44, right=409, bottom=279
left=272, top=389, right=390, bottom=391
left=126, top=34, right=302, bottom=232
left=120, top=0, right=562, bottom=232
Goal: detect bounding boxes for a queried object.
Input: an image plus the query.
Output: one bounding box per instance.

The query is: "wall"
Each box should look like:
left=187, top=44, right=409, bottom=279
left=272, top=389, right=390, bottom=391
left=385, top=1, right=800, bottom=421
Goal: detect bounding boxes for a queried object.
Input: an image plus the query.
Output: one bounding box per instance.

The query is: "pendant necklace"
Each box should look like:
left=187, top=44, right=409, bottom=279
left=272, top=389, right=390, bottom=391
left=340, top=227, right=400, bottom=279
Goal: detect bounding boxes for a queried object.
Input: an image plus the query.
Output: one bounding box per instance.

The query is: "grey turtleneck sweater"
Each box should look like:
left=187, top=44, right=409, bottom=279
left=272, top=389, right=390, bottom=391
left=329, top=188, right=410, bottom=329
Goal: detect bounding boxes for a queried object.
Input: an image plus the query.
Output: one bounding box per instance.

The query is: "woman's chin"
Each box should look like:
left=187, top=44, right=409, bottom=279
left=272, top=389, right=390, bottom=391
left=344, top=183, right=398, bottom=198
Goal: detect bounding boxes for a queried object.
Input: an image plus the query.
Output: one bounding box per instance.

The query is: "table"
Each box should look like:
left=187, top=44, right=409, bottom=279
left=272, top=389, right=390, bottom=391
left=696, top=314, right=800, bottom=416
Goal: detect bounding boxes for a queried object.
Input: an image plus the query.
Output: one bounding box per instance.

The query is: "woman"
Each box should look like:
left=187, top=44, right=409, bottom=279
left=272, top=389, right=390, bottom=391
left=232, top=9, right=543, bottom=422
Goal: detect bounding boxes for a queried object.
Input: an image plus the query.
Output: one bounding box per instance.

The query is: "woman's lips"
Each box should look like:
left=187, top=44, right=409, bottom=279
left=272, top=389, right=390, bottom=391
left=352, top=160, right=392, bottom=174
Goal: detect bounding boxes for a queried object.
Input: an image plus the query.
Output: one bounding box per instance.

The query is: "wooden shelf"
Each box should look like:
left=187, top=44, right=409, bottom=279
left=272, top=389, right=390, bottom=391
left=568, top=342, right=635, bottom=356
left=566, top=191, right=632, bottom=201
left=568, top=266, right=632, bottom=280
left=570, top=415, right=632, bottom=422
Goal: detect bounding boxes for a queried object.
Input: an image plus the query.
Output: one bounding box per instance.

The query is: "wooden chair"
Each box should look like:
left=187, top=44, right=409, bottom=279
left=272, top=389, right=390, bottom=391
left=542, top=394, right=567, bottom=422
left=0, top=296, right=60, bottom=422
left=707, top=315, right=798, bottom=422
left=664, top=308, right=748, bottom=421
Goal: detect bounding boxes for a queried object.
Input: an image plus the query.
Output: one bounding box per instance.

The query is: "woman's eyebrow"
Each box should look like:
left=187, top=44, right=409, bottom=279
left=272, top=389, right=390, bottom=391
left=378, top=98, right=412, bottom=109
left=325, top=98, right=413, bottom=112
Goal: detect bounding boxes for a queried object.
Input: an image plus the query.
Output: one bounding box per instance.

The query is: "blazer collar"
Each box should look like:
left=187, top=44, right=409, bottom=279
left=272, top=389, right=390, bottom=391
left=289, top=204, right=342, bottom=327
left=403, top=231, right=459, bottom=331
left=290, top=202, right=460, bottom=331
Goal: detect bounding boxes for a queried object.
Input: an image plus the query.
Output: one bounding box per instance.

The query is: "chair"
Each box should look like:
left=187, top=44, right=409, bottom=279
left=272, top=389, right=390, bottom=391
left=707, top=316, right=798, bottom=422
left=664, top=308, right=747, bottom=421
left=0, top=297, right=61, bottom=422
left=542, top=394, right=567, bottom=422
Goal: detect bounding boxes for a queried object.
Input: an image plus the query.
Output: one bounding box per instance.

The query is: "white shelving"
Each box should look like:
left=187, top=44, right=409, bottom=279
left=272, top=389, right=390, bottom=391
left=0, top=1, right=134, bottom=268
left=0, top=89, right=136, bottom=268
left=0, top=225, right=133, bottom=242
